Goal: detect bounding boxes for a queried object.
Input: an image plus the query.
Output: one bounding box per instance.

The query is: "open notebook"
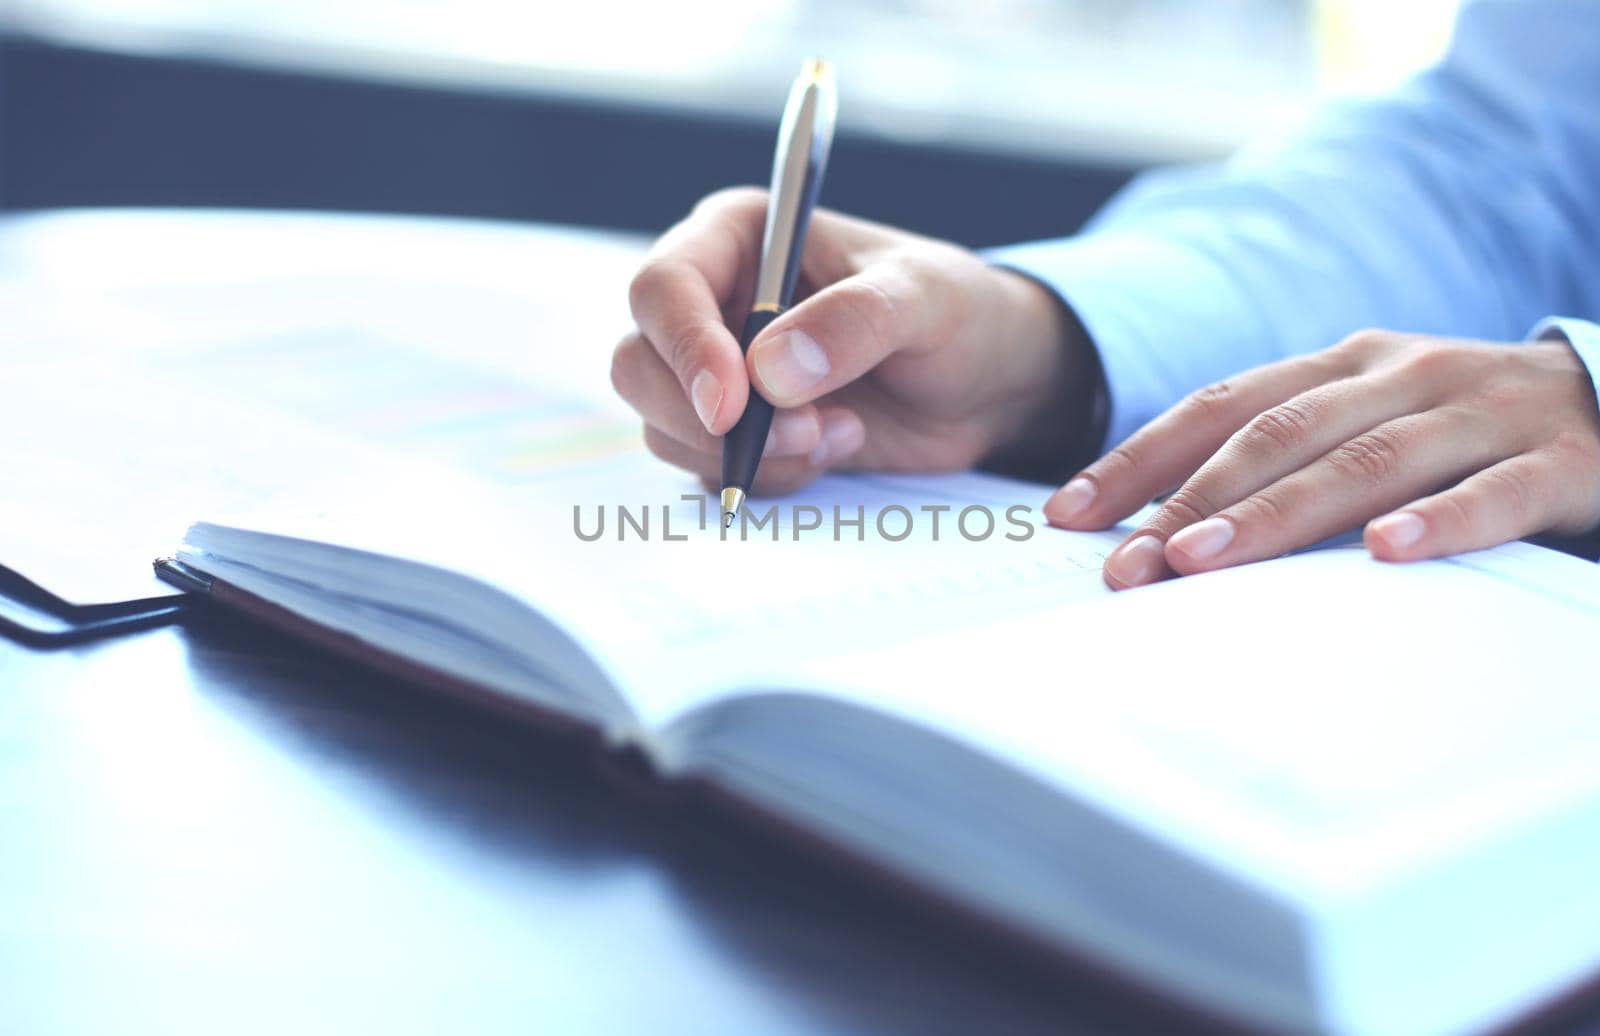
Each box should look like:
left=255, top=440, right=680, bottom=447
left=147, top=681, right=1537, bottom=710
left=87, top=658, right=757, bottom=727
left=161, top=456, right=1600, bottom=1036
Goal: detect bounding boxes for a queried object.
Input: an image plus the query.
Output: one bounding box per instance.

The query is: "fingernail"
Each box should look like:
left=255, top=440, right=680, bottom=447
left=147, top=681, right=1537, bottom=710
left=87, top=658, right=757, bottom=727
left=1168, top=517, right=1235, bottom=563
left=690, top=369, right=722, bottom=432
left=809, top=411, right=864, bottom=467
left=763, top=411, right=818, bottom=457
left=1105, top=535, right=1166, bottom=589
left=753, top=330, right=829, bottom=402
left=1372, top=511, right=1425, bottom=551
left=1045, top=478, right=1096, bottom=524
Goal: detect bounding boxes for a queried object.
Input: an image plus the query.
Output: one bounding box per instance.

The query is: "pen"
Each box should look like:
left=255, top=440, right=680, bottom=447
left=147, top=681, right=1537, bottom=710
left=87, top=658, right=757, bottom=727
left=720, top=58, right=838, bottom=529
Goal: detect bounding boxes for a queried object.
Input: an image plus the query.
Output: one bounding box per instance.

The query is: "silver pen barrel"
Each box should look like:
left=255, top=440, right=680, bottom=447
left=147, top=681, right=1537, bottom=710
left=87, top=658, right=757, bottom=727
left=752, top=59, right=837, bottom=313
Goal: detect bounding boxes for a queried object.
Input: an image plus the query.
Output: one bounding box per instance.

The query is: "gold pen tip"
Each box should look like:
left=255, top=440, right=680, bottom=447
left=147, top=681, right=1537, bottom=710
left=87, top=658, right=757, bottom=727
left=720, top=487, right=746, bottom=529
left=803, top=57, right=833, bottom=86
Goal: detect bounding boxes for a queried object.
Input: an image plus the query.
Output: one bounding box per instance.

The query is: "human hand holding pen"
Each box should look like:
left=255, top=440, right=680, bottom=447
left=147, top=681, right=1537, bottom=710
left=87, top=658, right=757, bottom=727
left=611, top=188, right=1089, bottom=495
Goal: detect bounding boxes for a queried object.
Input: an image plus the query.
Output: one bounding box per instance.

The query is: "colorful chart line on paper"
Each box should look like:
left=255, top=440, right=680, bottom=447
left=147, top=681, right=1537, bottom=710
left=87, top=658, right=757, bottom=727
left=168, top=327, right=643, bottom=483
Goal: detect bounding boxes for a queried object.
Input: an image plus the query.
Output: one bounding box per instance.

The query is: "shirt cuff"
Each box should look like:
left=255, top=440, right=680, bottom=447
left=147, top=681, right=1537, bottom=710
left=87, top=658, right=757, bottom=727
left=1530, top=317, right=1600, bottom=405
left=1525, top=319, right=1600, bottom=562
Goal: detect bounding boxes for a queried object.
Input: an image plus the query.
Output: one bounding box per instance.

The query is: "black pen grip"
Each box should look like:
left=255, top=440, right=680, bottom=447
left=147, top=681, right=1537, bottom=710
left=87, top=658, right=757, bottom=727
left=720, top=308, right=782, bottom=494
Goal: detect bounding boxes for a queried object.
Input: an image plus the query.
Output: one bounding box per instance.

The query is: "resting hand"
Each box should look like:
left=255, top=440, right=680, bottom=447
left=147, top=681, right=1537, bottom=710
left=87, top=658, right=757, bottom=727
left=1042, top=330, right=1600, bottom=589
left=613, top=188, right=1080, bottom=495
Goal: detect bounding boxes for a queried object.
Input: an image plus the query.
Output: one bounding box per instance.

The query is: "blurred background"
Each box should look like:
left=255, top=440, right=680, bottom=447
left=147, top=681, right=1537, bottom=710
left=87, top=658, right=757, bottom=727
left=0, top=0, right=1460, bottom=247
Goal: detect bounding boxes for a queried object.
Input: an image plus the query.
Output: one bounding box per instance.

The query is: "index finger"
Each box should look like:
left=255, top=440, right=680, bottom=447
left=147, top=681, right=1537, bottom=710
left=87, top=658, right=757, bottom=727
left=627, top=188, right=769, bottom=434
left=1044, top=349, right=1355, bottom=531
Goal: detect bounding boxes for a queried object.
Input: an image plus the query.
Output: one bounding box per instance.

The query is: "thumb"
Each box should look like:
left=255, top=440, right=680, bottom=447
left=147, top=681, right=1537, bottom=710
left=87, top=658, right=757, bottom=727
left=746, top=252, right=959, bottom=408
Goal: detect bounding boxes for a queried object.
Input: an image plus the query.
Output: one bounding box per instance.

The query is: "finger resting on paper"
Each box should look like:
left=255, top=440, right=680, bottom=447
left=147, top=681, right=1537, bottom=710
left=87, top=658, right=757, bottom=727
left=1163, top=411, right=1506, bottom=575
left=1147, top=370, right=1427, bottom=535
left=1365, top=451, right=1573, bottom=562
left=1050, top=351, right=1354, bottom=531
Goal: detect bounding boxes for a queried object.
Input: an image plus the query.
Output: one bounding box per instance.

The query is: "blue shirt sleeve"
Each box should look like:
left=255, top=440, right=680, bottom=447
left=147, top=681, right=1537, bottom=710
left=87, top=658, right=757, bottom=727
left=986, top=0, right=1600, bottom=454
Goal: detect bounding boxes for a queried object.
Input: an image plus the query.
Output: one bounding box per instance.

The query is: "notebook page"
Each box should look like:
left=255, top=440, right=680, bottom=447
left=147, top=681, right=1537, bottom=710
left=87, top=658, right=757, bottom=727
left=0, top=364, right=439, bottom=606
left=192, top=453, right=1128, bottom=727
left=787, top=542, right=1600, bottom=898
left=507, top=461, right=1131, bottom=722
left=529, top=467, right=1128, bottom=724
left=4, top=211, right=645, bottom=606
